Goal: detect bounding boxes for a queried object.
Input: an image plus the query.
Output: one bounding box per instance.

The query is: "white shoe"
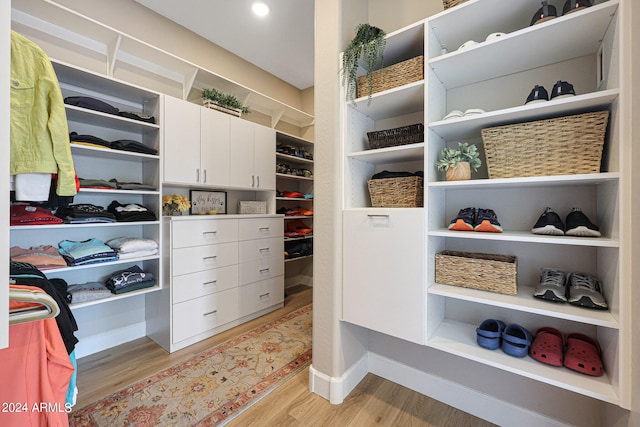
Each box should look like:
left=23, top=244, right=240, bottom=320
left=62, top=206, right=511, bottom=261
left=463, top=108, right=485, bottom=116
left=443, top=110, right=464, bottom=120
left=457, top=40, right=478, bottom=51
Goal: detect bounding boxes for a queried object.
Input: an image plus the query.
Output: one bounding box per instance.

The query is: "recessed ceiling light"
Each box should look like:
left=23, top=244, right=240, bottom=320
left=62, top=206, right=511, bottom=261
left=252, top=2, right=270, bottom=17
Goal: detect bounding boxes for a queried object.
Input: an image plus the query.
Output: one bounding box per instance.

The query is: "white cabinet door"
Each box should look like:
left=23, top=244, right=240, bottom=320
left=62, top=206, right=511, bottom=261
left=343, top=209, right=425, bottom=344
left=229, top=117, right=255, bottom=188
left=163, top=95, right=201, bottom=184
left=200, top=107, right=230, bottom=186
left=254, top=124, right=276, bottom=190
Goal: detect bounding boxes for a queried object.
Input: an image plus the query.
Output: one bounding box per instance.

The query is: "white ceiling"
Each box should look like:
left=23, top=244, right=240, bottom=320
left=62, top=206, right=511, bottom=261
left=134, top=0, right=315, bottom=90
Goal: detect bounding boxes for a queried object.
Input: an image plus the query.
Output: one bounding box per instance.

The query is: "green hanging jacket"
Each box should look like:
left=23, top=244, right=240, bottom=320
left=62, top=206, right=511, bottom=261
left=10, top=30, right=76, bottom=196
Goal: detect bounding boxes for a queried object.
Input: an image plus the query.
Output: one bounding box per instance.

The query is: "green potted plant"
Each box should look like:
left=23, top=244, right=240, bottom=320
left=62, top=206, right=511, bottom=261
left=201, top=88, right=250, bottom=116
left=435, top=142, right=481, bottom=181
left=342, top=23, right=386, bottom=103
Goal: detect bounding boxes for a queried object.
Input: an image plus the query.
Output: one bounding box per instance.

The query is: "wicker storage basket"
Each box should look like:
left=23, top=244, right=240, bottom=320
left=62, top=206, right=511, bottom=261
left=368, top=176, right=423, bottom=207
left=443, top=0, right=469, bottom=9
left=481, top=111, right=609, bottom=179
left=367, top=123, right=424, bottom=149
left=357, top=56, right=424, bottom=98
left=435, top=250, right=517, bottom=295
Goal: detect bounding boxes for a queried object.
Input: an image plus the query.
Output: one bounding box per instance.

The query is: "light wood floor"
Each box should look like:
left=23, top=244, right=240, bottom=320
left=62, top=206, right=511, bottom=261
left=75, top=285, right=495, bottom=426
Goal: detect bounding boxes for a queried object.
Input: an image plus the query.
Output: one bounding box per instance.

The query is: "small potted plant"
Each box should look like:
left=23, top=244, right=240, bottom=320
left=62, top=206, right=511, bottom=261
left=342, top=23, right=386, bottom=103
left=162, top=194, right=191, bottom=216
left=201, top=88, right=250, bottom=116
left=435, top=142, right=481, bottom=181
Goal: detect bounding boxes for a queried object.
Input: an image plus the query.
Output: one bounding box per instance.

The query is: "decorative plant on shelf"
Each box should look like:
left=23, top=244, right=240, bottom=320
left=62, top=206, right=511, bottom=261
left=435, top=142, right=482, bottom=181
left=201, top=88, right=250, bottom=116
left=341, top=23, right=386, bottom=104
left=162, top=194, right=191, bottom=216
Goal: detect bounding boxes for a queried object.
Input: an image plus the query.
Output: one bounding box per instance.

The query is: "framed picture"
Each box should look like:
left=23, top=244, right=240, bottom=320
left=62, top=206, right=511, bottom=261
left=189, top=190, right=227, bottom=214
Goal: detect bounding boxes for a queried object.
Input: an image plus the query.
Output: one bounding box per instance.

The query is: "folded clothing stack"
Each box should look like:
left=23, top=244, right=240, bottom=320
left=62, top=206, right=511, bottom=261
left=69, top=131, right=158, bottom=155
left=67, top=281, right=112, bottom=304
left=58, top=238, right=118, bottom=266
left=10, top=245, right=68, bottom=270
left=106, top=265, right=156, bottom=294
left=106, top=237, right=159, bottom=260
left=10, top=204, right=63, bottom=226
left=107, top=201, right=157, bottom=222
left=55, top=203, right=117, bottom=224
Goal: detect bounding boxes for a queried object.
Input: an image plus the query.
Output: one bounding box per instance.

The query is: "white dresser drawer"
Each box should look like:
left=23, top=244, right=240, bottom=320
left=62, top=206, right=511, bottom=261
left=172, top=264, right=238, bottom=304
left=238, top=236, right=283, bottom=263
left=172, top=288, right=239, bottom=343
left=239, top=256, right=284, bottom=286
left=172, top=242, right=238, bottom=276
left=238, top=276, right=284, bottom=318
left=172, top=219, right=238, bottom=248
left=238, top=217, right=283, bottom=241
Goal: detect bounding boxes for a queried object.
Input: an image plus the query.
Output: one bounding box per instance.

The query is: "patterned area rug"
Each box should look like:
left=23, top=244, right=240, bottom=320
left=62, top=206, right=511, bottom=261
left=69, top=305, right=312, bottom=427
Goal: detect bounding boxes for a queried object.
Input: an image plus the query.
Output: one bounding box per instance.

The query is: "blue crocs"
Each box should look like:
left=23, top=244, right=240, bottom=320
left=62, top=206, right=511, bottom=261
left=502, top=324, right=534, bottom=357
left=476, top=319, right=506, bottom=350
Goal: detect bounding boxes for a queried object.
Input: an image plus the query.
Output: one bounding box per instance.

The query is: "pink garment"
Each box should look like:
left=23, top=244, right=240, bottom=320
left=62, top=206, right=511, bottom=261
left=0, top=312, right=73, bottom=426
left=10, top=245, right=68, bottom=270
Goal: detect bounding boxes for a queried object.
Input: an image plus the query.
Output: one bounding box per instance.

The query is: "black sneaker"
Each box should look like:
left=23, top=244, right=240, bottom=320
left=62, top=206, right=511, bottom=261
left=531, top=207, right=565, bottom=235
left=533, top=268, right=568, bottom=303
left=531, top=1, right=558, bottom=26
left=525, top=85, right=549, bottom=105
left=562, top=0, right=592, bottom=16
left=474, top=208, right=503, bottom=233
left=565, top=208, right=601, bottom=237
left=550, top=80, right=576, bottom=100
left=448, top=207, right=476, bottom=231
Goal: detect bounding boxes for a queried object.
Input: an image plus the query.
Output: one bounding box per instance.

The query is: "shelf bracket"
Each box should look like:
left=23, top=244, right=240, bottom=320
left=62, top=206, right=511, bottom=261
left=107, top=34, right=122, bottom=78
left=270, top=107, right=285, bottom=129
left=183, top=68, right=199, bottom=100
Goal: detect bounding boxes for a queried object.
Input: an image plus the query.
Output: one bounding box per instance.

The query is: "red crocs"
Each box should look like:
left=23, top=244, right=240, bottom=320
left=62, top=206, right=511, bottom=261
left=529, top=327, right=564, bottom=367
left=563, top=333, right=604, bottom=376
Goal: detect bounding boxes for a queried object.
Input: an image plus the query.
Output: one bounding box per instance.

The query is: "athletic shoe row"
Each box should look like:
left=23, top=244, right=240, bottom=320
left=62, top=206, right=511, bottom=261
left=534, top=268, right=607, bottom=310
left=532, top=207, right=601, bottom=237
left=448, top=207, right=503, bottom=233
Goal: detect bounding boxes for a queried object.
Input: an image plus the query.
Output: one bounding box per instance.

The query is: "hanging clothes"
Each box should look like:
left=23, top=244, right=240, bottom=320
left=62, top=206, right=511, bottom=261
left=10, top=30, right=77, bottom=197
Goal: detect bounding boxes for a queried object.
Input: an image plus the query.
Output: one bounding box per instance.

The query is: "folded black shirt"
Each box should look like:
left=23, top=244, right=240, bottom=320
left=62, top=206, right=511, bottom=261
left=110, top=139, right=158, bottom=155
left=64, top=96, right=119, bottom=115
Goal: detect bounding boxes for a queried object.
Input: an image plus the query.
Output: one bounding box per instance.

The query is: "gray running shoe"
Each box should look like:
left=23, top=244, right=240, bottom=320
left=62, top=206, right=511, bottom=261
left=533, top=268, right=567, bottom=303
left=567, top=272, right=608, bottom=309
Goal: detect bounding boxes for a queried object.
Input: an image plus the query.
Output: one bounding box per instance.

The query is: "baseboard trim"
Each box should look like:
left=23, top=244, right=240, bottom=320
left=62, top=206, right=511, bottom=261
left=75, top=322, right=146, bottom=359
left=309, top=354, right=368, bottom=405
left=368, top=352, right=569, bottom=427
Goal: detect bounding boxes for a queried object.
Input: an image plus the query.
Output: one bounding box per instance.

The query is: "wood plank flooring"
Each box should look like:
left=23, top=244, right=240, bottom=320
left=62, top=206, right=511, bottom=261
left=74, top=285, right=495, bottom=426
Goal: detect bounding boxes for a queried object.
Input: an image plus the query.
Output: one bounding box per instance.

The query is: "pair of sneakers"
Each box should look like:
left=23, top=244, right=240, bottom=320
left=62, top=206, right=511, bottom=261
left=530, top=0, right=592, bottom=26
left=531, top=207, right=601, bottom=237
left=525, top=80, right=575, bottom=104
left=448, top=207, right=503, bottom=233
left=534, top=268, right=608, bottom=310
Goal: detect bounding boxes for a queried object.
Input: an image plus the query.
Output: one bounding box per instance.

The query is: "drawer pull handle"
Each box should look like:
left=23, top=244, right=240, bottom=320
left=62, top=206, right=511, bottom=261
left=259, top=227, right=270, bottom=231
left=203, top=310, right=218, bottom=316
left=203, top=256, right=217, bottom=261
left=259, top=248, right=270, bottom=252
left=203, top=231, right=217, bottom=235
left=367, top=214, right=390, bottom=218
left=259, top=268, right=270, bottom=273
left=259, top=293, right=270, bottom=298
left=203, top=280, right=217, bottom=286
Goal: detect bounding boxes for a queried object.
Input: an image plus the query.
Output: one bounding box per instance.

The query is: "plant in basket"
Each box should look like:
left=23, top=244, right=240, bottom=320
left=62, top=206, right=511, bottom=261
left=201, top=88, right=250, bottom=116
left=342, top=23, right=386, bottom=104
left=435, top=142, right=481, bottom=181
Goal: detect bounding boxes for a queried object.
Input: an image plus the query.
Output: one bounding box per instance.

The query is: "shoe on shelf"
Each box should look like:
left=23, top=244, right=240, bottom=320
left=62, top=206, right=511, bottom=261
left=474, top=208, right=503, bottom=233
left=529, top=327, right=564, bottom=367
left=565, top=207, right=601, bottom=237
left=463, top=108, right=485, bottom=116
left=443, top=110, right=464, bottom=120
left=476, top=319, right=506, bottom=350
left=485, top=32, right=506, bottom=42
left=550, top=80, right=576, bottom=100
left=533, top=268, right=568, bottom=303
left=563, top=333, right=604, bottom=376
left=525, top=85, right=549, bottom=104
left=448, top=207, right=476, bottom=231
left=567, top=272, right=608, bottom=309
left=562, top=0, right=592, bottom=16
left=531, top=207, right=565, bottom=235
left=531, top=1, right=558, bottom=26
left=457, top=40, right=478, bottom=51
left=501, top=324, right=534, bottom=358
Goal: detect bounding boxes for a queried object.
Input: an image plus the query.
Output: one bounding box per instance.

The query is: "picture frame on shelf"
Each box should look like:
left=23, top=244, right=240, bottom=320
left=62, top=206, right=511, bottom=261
left=189, top=190, right=227, bottom=215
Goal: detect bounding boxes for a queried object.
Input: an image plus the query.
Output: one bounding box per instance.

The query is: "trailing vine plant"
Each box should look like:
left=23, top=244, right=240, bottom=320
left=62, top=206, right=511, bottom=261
left=342, top=23, right=386, bottom=104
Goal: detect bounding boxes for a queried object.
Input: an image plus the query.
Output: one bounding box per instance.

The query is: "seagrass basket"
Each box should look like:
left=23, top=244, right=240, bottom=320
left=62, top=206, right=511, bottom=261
left=368, top=176, right=423, bottom=207
left=367, top=123, right=424, bottom=149
left=481, top=111, right=609, bottom=179
left=357, top=56, right=424, bottom=98
left=435, top=251, right=517, bottom=295
left=443, top=0, right=469, bottom=9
